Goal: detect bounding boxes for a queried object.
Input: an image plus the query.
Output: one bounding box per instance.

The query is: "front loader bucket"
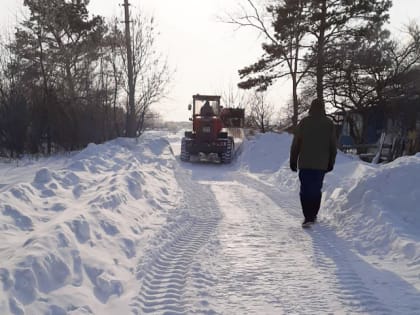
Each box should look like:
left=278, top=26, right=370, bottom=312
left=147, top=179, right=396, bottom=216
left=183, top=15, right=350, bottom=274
left=221, top=108, right=245, bottom=128
left=221, top=108, right=245, bottom=140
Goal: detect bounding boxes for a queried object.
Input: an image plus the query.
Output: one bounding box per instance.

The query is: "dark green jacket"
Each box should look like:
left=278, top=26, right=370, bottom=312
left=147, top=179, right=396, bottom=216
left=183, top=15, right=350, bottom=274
left=290, top=113, right=337, bottom=171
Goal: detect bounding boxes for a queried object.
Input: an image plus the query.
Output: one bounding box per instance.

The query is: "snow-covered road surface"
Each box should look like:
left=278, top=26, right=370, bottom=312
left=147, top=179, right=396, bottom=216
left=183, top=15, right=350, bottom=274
left=157, top=164, right=411, bottom=315
left=1, top=131, right=420, bottom=314
left=127, top=133, right=420, bottom=315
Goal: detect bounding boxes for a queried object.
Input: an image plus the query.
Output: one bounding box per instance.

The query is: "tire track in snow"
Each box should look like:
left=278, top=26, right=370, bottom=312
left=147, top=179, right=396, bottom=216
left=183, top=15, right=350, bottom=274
left=234, top=173, right=397, bottom=314
left=309, top=225, right=420, bottom=315
left=130, top=165, right=221, bottom=315
left=207, top=180, right=338, bottom=314
left=308, top=226, right=392, bottom=314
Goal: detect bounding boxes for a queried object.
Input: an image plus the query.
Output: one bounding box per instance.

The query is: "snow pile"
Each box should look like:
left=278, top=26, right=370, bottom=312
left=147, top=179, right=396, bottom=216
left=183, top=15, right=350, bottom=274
left=239, top=132, right=290, bottom=174
left=324, top=154, right=420, bottom=264
left=237, top=133, right=299, bottom=189
left=240, top=132, right=420, bottom=288
left=0, top=134, right=180, bottom=314
left=1, top=130, right=420, bottom=314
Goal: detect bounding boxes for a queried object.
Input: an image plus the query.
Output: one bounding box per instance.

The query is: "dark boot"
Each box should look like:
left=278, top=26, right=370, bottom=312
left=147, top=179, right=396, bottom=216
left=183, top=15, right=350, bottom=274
left=300, top=195, right=315, bottom=222
left=311, top=194, right=322, bottom=221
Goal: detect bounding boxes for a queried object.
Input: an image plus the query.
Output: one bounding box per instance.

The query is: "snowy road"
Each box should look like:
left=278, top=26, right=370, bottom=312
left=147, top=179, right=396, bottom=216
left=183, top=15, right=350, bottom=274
left=131, top=135, right=420, bottom=315
left=1, top=132, right=420, bottom=315
left=206, top=174, right=393, bottom=314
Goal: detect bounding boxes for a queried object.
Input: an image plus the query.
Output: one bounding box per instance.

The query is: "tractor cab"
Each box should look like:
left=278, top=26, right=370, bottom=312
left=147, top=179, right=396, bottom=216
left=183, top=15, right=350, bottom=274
left=192, top=95, right=220, bottom=118
left=190, top=95, right=223, bottom=139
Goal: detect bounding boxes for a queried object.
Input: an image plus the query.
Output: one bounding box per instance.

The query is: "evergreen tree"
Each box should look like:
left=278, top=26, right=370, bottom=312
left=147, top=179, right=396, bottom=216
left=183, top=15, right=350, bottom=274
left=306, top=0, right=392, bottom=101
left=324, top=23, right=420, bottom=143
left=236, top=0, right=311, bottom=128
left=234, top=0, right=392, bottom=128
left=10, top=0, right=108, bottom=151
left=20, top=0, right=106, bottom=99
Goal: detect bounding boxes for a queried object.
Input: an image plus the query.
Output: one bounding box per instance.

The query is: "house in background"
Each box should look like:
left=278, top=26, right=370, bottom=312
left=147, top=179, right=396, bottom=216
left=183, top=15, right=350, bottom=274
left=336, top=96, right=420, bottom=162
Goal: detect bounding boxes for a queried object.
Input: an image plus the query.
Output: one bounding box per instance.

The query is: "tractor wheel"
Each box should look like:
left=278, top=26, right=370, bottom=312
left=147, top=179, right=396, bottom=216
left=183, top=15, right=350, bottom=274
left=180, top=137, right=190, bottom=162
left=221, top=137, right=234, bottom=164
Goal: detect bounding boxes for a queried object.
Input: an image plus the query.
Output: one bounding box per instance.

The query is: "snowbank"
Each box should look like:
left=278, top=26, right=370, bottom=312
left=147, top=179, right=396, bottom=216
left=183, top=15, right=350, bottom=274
left=0, top=134, right=180, bottom=314
left=239, top=132, right=420, bottom=288
left=1, top=130, right=420, bottom=314
left=324, top=154, right=420, bottom=263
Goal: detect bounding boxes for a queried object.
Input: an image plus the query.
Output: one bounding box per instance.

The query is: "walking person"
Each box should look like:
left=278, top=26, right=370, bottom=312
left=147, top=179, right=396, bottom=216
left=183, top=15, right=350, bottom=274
left=289, top=99, right=337, bottom=227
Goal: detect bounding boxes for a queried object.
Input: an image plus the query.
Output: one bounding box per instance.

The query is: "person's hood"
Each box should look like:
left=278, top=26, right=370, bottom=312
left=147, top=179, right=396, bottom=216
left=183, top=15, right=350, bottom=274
left=309, top=99, right=326, bottom=116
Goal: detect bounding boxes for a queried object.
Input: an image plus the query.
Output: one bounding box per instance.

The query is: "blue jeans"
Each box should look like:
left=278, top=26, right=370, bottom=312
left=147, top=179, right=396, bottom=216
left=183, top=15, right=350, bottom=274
left=298, top=169, right=326, bottom=221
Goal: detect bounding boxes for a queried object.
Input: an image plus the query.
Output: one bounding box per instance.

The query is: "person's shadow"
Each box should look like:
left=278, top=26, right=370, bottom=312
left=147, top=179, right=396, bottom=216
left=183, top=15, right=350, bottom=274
left=237, top=173, right=420, bottom=314
left=306, top=223, right=420, bottom=315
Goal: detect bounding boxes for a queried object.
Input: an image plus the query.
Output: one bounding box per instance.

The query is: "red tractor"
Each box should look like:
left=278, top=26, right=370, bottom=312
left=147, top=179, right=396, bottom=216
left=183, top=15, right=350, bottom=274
left=181, top=94, right=245, bottom=163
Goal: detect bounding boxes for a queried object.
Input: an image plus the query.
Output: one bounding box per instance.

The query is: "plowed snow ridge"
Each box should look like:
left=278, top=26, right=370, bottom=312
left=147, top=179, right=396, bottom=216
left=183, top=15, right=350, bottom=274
left=1, top=132, right=420, bottom=315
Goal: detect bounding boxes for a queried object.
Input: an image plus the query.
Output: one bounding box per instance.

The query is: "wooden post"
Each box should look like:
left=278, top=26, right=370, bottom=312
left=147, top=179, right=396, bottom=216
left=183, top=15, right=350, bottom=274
left=123, top=0, right=136, bottom=137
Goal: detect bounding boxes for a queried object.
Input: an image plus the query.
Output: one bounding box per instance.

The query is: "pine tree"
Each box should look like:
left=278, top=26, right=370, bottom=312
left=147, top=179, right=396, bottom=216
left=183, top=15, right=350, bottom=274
left=234, top=0, right=392, bottom=127
left=236, top=0, right=311, bottom=128
left=306, top=0, right=392, bottom=101
left=10, top=0, right=107, bottom=151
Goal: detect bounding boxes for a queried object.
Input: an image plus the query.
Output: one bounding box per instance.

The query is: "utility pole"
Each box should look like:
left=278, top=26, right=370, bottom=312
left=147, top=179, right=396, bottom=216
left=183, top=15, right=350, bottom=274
left=122, top=0, right=136, bottom=137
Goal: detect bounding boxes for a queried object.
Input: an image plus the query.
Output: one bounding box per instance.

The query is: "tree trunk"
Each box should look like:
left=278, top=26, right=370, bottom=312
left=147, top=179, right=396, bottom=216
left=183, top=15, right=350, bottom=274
left=316, top=0, right=327, bottom=102
left=361, top=112, right=370, bottom=144
left=123, top=0, right=136, bottom=137
left=37, top=31, right=52, bottom=154
left=292, top=74, right=299, bottom=128
left=111, top=61, right=120, bottom=137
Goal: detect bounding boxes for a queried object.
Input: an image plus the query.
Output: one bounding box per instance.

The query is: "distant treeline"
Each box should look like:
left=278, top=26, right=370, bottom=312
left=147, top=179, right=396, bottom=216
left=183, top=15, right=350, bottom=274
left=0, top=0, right=170, bottom=157
left=2, top=0, right=420, bottom=157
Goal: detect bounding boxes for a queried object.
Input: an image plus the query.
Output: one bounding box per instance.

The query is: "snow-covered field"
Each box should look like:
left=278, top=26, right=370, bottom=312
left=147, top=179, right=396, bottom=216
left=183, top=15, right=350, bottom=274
left=0, top=131, right=419, bottom=314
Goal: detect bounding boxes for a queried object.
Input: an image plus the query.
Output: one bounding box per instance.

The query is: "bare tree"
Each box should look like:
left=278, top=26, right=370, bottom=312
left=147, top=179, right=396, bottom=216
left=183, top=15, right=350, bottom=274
left=115, top=11, right=171, bottom=136
left=279, top=94, right=311, bottom=130
left=224, top=0, right=313, bottom=129
left=0, top=38, right=29, bottom=157
left=323, top=23, right=420, bottom=143
left=104, top=18, right=125, bottom=137
left=219, top=82, right=249, bottom=108
left=247, top=91, right=275, bottom=133
left=225, top=0, right=392, bottom=129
